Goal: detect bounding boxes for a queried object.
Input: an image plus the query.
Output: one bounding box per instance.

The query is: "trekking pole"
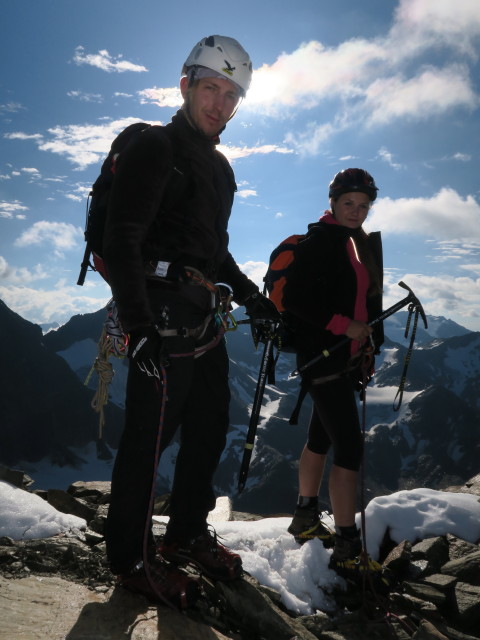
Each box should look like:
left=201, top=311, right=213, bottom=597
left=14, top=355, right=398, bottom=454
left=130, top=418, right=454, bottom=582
left=237, top=321, right=279, bottom=493
left=290, top=281, right=427, bottom=377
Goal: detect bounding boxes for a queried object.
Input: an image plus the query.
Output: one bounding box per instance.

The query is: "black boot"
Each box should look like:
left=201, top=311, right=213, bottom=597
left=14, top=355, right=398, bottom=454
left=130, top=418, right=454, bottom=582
left=287, top=504, right=334, bottom=547
left=329, top=531, right=393, bottom=593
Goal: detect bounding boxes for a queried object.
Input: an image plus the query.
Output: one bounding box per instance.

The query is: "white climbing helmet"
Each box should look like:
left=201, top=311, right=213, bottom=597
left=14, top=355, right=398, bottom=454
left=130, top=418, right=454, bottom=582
left=182, top=35, right=253, bottom=96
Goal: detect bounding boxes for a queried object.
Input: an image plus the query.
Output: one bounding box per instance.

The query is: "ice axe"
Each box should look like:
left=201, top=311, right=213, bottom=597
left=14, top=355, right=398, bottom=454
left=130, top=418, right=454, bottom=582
left=290, top=281, right=428, bottom=379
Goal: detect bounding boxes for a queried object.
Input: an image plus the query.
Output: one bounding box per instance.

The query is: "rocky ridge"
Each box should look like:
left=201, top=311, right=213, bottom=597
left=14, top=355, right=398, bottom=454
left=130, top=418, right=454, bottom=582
left=1, top=468, right=480, bottom=640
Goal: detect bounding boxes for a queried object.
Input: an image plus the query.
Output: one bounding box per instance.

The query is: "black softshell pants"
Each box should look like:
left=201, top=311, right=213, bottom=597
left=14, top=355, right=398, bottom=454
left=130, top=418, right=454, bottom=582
left=105, top=285, right=230, bottom=575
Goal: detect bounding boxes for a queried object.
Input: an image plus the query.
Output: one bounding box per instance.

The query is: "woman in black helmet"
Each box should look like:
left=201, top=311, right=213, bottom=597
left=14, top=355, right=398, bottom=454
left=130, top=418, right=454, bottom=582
left=283, top=168, right=387, bottom=583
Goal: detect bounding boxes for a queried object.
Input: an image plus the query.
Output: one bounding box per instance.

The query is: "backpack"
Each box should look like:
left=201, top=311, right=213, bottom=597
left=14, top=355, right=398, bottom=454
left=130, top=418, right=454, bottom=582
left=263, top=233, right=305, bottom=313
left=261, top=233, right=306, bottom=355
left=77, top=122, right=152, bottom=286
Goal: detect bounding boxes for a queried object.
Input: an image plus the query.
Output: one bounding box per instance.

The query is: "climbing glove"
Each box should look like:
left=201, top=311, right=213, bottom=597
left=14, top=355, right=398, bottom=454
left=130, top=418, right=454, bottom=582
left=244, top=291, right=280, bottom=323
left=128, top=324, right=164, bottom=378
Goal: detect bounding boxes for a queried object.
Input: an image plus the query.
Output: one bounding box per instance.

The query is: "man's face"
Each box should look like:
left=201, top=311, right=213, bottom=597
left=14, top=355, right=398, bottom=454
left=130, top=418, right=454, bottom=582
left=181, top=75, right=241, bottom=137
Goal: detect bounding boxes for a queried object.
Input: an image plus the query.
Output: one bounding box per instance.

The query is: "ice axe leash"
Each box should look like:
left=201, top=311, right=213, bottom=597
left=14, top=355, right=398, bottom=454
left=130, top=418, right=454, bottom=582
left=237, top=321, right=279, bottom=493
left=290, top=281, right=427, bottom=410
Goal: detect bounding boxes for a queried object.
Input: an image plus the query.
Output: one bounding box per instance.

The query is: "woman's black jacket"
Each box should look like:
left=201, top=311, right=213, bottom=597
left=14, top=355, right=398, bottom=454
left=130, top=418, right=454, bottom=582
left=282, top=220, right=384, bottom=377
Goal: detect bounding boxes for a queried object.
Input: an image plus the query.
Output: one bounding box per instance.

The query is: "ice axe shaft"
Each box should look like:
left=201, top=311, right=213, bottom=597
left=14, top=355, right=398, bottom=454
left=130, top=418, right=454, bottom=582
left=291, top=281, right=427, bottom=377
left=237, top=325, right=277, bottom=493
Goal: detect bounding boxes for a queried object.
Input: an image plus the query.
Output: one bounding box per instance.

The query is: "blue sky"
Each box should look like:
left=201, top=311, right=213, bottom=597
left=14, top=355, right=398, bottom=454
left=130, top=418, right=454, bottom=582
left=1, top=0, right=479, bottom=330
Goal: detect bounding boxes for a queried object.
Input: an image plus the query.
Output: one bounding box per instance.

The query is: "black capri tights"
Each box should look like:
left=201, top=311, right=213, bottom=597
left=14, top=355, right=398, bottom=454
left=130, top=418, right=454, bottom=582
left=305, top=375, right=363, bottom=471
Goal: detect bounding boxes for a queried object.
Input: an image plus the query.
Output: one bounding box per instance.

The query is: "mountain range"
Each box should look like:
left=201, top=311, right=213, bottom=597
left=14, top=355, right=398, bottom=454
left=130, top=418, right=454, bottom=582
left=1, top=297, right=478, bottom=516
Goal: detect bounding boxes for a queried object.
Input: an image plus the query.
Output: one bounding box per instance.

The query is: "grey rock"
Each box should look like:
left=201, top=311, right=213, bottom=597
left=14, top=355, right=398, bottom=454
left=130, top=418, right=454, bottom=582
left=2, top=467, right=480, bottom=640
left=441, top=551, right=480, bottom=586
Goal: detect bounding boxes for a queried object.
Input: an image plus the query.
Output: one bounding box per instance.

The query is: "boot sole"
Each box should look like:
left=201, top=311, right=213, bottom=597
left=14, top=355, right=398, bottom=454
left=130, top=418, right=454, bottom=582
left=161, top=550, right=242, bottom=582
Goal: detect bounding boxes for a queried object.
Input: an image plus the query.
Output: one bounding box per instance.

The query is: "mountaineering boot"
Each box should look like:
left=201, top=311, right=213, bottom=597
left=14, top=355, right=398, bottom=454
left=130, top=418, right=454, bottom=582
left=117, top=558, right=200, bottom=609
left=329, top=533, right=393, bottom=593
left=287, top=505, right=335, bottom=547
left=159, top=527, right=243, bottom=581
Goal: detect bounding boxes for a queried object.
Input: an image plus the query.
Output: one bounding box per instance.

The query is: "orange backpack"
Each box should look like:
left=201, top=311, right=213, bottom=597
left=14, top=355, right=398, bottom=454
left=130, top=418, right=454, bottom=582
left=264, top=234, right=305, bottom=312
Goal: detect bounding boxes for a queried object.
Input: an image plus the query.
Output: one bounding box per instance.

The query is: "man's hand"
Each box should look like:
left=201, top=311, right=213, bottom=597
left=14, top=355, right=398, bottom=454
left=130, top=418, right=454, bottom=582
left=128, top=324, right=164, bottom=377
left=244, top=292, right=280, bottom=323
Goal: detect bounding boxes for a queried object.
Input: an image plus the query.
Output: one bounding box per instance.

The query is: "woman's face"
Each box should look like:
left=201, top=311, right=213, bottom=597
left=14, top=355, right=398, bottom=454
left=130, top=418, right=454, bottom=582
left=332, top=192, right=371, bottom=229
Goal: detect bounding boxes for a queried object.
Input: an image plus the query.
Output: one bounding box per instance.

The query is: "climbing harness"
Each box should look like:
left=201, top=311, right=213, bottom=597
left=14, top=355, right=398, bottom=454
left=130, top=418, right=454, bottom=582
left=85, top=270, right=237, bottom=442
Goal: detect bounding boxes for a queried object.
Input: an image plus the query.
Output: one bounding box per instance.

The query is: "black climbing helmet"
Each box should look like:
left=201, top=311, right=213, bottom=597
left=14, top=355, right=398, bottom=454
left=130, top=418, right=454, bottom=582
left=328, top=168, right=378, bottom=202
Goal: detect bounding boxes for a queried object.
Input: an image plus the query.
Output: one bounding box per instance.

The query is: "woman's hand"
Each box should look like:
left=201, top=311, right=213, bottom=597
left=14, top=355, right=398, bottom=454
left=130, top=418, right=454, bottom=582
left=345, top=320, right=372, bottom=341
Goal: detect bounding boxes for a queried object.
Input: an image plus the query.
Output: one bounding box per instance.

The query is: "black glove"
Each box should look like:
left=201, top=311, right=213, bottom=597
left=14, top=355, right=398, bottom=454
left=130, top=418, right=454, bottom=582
left=127, top=324, right=164, bottom=377
left=244, top=292, right=281, bottom=322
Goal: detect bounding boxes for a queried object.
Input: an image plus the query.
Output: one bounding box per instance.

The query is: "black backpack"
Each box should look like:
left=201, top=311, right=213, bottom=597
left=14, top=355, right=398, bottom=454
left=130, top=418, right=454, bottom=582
left=77, top=122, right=179, bottom=286
left=77, top=122, right=192, bottom=286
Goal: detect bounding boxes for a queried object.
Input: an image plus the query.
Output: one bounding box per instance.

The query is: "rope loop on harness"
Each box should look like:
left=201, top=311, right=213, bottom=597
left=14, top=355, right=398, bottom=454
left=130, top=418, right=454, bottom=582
left=85, top=318, right=122, bottom=440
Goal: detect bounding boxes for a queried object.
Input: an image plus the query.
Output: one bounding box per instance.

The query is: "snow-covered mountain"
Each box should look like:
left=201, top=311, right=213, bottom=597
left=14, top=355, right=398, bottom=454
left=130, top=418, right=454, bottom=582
left=0, top=300, right=124, bottom=472
left=1, top=298, right=479, bottom=516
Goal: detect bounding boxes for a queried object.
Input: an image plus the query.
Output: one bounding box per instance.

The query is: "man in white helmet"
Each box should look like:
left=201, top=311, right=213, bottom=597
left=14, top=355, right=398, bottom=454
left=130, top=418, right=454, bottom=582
left=103, top=36, right=279, bottom=609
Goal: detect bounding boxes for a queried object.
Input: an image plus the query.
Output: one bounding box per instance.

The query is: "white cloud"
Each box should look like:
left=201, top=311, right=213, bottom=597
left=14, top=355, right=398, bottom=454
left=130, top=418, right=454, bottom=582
left=6, top=3, right=480, bottom=169
left=391, top=0, right=480, bottom=58
left=0, top=257, right=48, bottom=284
left=237, top=260, right=268, bottom=291
left=237, top=189, right=257, bottom=199
left=285, top=120, right=338, bottom=157
left=364, top=65, right=478, bottom=126
left=459, top=263, right=480, bottom=276
left=220, top=143, right=294, bottom=162
left=6, top=118, right=291, bottom=168
left=241, top=0, right=480, bottom=148
left=14, top=221, right=84, bottom=255
left=72, top=46, right=148, bottom=73
left=383, top=272, right=480, bottom=329
left=138, top=87, right=182, bottom=108
left=452, top=153, right=471, bottom=162
left=0, top=200, right=29, bottom=219
left=5, top=132, right=43, bottom=142
left=367, top=188, right=480, bottom=242
left=35, top=118, right=161, bottom=170
left=67, top=90, right=103, bottom=103
left=0, top=283, right=109, bottom=325
left=377, top=147, right=403, bottom=170
left=0, top=102, right=26, bottom=113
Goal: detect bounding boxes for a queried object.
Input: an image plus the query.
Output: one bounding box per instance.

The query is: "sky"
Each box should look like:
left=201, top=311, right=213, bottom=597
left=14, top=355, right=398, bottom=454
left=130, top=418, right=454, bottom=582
left=1, top=0, right=480, bottom=331
left=2, top=480, right=480, bottom=615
